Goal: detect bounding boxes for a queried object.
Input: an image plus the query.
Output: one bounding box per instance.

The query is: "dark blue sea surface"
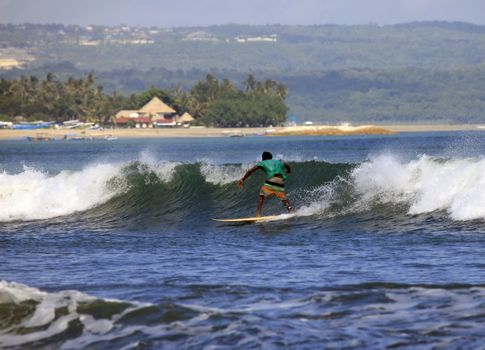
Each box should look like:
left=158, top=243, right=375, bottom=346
left=1, top=132, right=485, bottom=349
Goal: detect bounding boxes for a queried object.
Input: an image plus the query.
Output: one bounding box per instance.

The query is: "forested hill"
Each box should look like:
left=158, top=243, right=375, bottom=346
left=2, top=22, right=485, bottom=71
left=2, top=22, right=485, bottom=122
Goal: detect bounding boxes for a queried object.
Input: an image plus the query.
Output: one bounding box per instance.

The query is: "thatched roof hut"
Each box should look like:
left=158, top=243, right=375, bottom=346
left=177, top=112, right=195, bottom=123
left=139, top=97, right=176, bottom=116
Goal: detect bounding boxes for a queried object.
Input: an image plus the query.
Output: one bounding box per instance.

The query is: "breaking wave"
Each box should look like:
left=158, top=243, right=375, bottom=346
left=352, top=154, right=485, bottom=220
left=2, top=153, right=485, bottom=223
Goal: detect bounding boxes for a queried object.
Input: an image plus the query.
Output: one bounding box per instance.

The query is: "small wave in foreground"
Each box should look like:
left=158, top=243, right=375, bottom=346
left=1, top=280, right=484, bottom=349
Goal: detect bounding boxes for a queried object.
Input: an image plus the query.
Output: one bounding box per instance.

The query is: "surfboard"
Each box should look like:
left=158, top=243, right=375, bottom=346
left=212, top=215, right=277, bottom=223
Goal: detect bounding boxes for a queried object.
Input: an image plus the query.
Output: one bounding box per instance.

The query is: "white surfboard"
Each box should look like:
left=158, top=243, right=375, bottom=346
left=211, top=215, right=277, bottom=223
left=212, top=214, right=294, bottom=223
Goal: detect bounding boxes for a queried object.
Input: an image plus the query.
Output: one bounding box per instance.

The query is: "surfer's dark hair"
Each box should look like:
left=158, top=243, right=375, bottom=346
left=262, top=151, right=272, bottom=160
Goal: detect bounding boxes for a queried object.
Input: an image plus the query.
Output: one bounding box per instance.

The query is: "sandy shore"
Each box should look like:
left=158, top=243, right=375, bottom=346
left=0, top=127, right=267, bottom=140
left=266, top=125, right=394, bottom=136
left=0, top=124, right=484, bottom=140
left=379, top=124, right=483, bottom=132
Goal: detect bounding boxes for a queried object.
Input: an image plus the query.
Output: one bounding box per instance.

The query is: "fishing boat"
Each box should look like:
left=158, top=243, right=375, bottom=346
left=26, top=133, right=55, bottom=141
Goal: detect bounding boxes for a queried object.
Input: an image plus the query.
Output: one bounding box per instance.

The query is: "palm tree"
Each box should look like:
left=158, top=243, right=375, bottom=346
left=221, top=78, right=236, bottom=97
left=243, top=74, right=256, bottom=93
left=263, top=79, right=277, bottom=96
left=276, top=83, right=288, bottom=99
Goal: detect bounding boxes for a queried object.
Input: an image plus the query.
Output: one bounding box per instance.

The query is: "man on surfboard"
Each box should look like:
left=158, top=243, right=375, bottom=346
left=238, top=151, right=293, bottom=217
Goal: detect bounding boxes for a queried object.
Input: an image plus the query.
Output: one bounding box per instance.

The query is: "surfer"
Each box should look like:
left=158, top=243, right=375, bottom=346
left=238, top=151, right=293, bottom=217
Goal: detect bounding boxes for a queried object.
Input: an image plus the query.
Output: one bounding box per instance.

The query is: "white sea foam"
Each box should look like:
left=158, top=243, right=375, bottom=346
left=0, top=163, right=125, bottom=222
left=274, top=153, right=320, bottom=162
left=290, top=153, right=485, bottom=221
left=294, top=185, right=334, bottom=217
left=138, top=150, right=180, bottom=183
left=0, top=281, right=94, bottom=347
left=199, top=158, right=249, bottom=185
left=0, top=280, right=146, bottom=348
left=352, top=153, right=417, bottom=203
left=351, top=154, right=485, bottom=220
left=0, top=150, right=183, bottom=222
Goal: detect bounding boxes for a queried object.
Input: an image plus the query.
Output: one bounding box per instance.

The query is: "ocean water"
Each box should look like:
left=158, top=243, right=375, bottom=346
left=1, top=132, right=485, bottom=349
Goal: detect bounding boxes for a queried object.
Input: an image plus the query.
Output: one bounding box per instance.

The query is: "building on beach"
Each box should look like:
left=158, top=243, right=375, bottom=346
left=138, top=97, right=176, bottom=118
left=115, top=110, right=139, bottom=119
left=114, top=97, right=178, bottom=128
left=177, top=112, right=195, bottom=127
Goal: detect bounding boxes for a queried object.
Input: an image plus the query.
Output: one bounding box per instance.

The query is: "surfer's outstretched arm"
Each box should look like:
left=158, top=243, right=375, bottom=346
left=237, top=166, right=260, bottom=187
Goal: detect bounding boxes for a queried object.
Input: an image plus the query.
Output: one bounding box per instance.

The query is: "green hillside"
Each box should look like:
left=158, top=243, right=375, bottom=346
left=2, top=22, right=485, bottom=122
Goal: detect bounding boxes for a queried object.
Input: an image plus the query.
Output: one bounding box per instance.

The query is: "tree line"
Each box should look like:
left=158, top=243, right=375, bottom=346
left=0, top=73, right=288, bottom=127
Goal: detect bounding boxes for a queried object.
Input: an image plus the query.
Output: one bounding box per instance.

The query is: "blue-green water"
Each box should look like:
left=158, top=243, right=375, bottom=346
left=1, top=132, right=485, bottom=349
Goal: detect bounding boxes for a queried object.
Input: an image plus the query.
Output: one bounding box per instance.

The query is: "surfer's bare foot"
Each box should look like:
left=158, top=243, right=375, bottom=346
left=283, top=199, right=293, bottom=213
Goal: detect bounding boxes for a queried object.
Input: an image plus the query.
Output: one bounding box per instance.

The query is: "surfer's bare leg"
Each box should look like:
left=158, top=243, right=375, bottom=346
left=282, top=199, right=293, bottom=213
left=256, top=195, right=264, bottom=217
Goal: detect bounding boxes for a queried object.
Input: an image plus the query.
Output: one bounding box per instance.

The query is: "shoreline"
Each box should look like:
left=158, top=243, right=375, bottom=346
left=0, top=124, right=483, bottom=140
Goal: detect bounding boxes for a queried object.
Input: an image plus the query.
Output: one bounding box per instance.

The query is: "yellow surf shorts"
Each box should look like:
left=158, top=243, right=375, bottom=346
left=259, top=184, right=287, bottom=200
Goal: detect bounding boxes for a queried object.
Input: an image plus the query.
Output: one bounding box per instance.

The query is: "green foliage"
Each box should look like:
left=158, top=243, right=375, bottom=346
left=0, top=72, right=288, bottom=127
left=281, top=67, right=485, bottom=122
left=188, top=74, right=288, bottom=126
left=204, top=95, right=287, bottom=127
left=2, top=22, right=485, bottom=72
left=4, top=22, right=485, bottom=74
left=0, top=73, right=133, bottom=123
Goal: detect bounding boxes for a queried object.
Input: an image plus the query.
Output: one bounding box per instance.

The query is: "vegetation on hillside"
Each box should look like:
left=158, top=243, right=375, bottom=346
left=2, top=22, right=485, bottom=123
left=3, top=22, right=485, bottom=71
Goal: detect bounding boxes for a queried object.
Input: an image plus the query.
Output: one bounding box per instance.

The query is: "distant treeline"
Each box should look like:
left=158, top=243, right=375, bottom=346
left=0, top=72, right=288, bottom=127
left=4, top=63, right=485, bottom=123
left=284, top=67, right=485, bottom=122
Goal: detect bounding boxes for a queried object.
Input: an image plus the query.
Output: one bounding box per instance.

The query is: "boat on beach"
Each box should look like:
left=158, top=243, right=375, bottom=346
left=25, top=133, right=56, bottom=141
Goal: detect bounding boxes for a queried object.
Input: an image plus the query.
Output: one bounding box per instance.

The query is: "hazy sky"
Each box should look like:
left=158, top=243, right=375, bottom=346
left=1, top=0, right=485, bottom=27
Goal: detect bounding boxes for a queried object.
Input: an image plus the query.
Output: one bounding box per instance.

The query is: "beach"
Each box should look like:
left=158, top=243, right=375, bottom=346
left=0, top=123, right=483, bottom=140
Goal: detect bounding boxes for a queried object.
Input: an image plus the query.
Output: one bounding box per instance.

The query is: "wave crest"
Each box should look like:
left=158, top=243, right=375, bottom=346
left=351, top=154, right=485, bottom=220
left=3, top=154, right=485, bottom=223
left=0, top=163, right=126, bottom=222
